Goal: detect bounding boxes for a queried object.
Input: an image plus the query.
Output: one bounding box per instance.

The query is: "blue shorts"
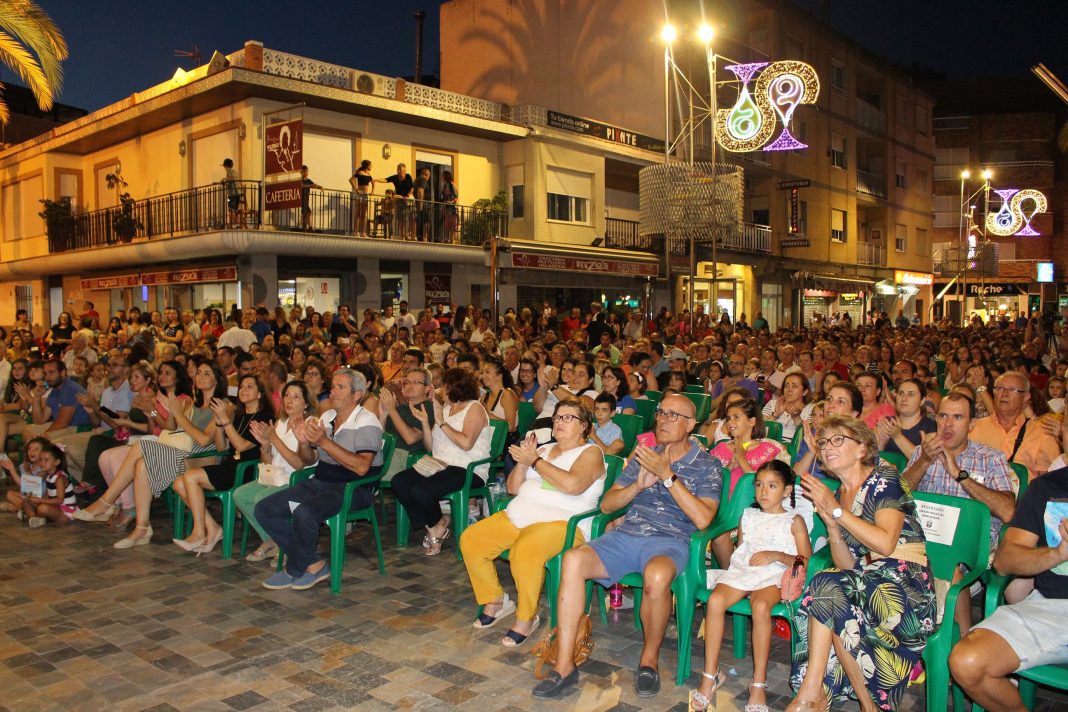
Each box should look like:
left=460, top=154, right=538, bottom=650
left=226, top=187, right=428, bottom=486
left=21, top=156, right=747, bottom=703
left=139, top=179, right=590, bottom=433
left=587, top=529, right=690, bottom=587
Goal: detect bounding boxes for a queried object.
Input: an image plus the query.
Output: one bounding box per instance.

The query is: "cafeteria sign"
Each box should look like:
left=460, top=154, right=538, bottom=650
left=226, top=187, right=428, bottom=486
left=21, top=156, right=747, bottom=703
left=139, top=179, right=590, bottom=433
left=895, top=270, right=933, bottom=287
left=263, top=114, right=304, bottom=210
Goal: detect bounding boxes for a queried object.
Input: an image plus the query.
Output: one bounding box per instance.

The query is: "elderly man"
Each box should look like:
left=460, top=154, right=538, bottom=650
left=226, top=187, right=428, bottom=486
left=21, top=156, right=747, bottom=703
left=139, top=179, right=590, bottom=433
left=971, top=371, right=1061, bottom=480
left=256, top=368, right=384, bottom=590
left=949, top=466, right=1068, bottom=712
left=377, top=367, right=436, bottom=482
left=62, top=332, right=98, bottom=371
left=217, top=311, right=258, bottom=352
left=533, top=394, right=720, bottom=699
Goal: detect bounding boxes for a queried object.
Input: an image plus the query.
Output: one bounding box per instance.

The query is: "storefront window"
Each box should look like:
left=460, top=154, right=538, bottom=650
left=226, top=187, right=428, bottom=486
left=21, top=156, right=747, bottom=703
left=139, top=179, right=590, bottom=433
left=278, top=278, right=339, bottom=312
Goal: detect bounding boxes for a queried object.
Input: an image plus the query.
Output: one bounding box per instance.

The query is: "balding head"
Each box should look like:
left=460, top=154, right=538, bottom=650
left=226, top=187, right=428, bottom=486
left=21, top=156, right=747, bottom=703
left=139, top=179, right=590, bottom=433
left=656, top=393, right=697, bottom=443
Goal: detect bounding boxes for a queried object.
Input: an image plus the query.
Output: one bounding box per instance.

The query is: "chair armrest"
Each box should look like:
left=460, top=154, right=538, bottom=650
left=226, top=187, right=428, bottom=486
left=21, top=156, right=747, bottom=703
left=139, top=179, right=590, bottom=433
left=338, top=471, right=385, bottom=520
left=590, top=505, right=629, bottom=539
left=563, top=507, right=602, bottom=548
left=232, top=459, right=260, bottom=489
left=289, top=466, right=315, bottom=486
left=188, top=449, right=230, bottom=460
left=984, top=571, right=1014, bottom=617
left=464, top=457, right=495, bottom=487
left=943, top=560, right=989, bottom=622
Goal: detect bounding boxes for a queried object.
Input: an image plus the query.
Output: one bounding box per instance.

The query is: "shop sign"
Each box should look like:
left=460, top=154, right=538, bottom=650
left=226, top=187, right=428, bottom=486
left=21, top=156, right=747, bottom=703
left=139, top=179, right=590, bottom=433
left=80, top=274, right=140, bottom=290
left=425, top=274, right=451, bottom=304
left=839, top=293, right=864, bottom=305
left=264, top=119, right=303, bottom=176
left=804, top=289, right=836, bottom=298
left=894, top=270, right=933, bottom=286
left=545, top=110, right=664, bottom=152
left=141, top=266, right=238, bottom=286
left=940, top=282, right=1027, bottom=296
left=511, top=251, right=659, bottom=277
left=264, top=180, right=303, bottom=210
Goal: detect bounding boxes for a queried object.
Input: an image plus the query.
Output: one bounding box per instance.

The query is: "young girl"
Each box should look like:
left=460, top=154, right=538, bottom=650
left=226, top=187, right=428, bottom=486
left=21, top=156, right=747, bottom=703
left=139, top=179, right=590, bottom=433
left=689, top=460, right=811, bottom=712
left=4, top=441, right=74, bottom=527
left=85, top=361, right=108, bottom=400
left=1, top=436, right=48, bottom=513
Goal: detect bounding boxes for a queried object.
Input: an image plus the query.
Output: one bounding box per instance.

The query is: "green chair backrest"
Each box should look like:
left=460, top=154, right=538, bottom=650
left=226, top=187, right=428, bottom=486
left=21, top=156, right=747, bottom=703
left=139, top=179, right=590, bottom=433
left=807, top=478, right=840, bottom=544
left=763, top=419, right=784, bottom=443
left=635, top=398, right=657, bottom=431
left=378, top=432, right=397, bottom=482
left=692, top=433, right=708, bottom=448
left=707, top=470, right=755, bottom=568
left=879, top=450, right=908, bottom=475
left=644, top=389, right=663, bottom=405
left=603, top=454, right=624, bottom=491
left=912, top=491, right=991, bottom=582
left=487, top=419, right=509, bottom=460
left=684, top=392, right=712, bottom=424
left=786, top=426, right=804, bottom=459
left=611, top=413, right=643, bottom=455
left=684, top=384, right=706, bottom=394
left=516, top=401, right=537, bottom=437
left=1009, top=462, right=1029, bottom=500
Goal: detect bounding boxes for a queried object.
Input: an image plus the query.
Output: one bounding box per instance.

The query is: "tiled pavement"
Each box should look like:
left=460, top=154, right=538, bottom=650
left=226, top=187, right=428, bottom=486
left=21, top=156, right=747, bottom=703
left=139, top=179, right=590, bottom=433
left=0, top=491, right=1063, bottom=712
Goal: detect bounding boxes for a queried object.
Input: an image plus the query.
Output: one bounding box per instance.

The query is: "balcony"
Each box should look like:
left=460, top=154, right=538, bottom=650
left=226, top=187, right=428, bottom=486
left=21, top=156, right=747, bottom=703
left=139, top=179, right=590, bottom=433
left=723, top=223, right=773, bottom=253
left=45, top=181, right=505, bottom=253
left=855, top=170, right=887, bottom=199
left=856, top=241, right=886, bottom=267
left=933, top=116, right=970, bottom=131
left=603, top=218, right=772, bottom=255
left=855, top=99, right=887, bottom=134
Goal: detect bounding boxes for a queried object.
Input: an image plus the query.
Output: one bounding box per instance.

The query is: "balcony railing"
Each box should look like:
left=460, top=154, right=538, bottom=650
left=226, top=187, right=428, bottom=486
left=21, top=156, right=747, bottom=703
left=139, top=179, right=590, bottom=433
left=855, top=169, right=887, bottom=198
left=855, top=99, right=886, bottom=133
left=603, top=219, right=772, bottom=254
left=856, top=241, right=886, bottom=267
left=46, top=181, right=505, bottom=253
left=723, top=223, right=773, bottom=253
left=933, top=116, right=970, bottom=131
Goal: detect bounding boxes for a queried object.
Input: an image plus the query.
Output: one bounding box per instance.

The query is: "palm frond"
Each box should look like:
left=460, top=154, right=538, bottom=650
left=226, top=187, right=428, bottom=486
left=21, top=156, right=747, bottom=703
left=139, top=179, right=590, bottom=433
left=870, top=582, right=905, bottom=622
left=0, top=1, right=67, bottom=117
left=0, top=30, right=50, bottom=104
left=873, top=645, right=914, bottom=689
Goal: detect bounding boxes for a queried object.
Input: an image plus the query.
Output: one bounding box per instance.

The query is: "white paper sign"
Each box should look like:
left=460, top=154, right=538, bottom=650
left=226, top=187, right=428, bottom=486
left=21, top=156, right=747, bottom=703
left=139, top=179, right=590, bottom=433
left=916, top=501, right=960, bottom=546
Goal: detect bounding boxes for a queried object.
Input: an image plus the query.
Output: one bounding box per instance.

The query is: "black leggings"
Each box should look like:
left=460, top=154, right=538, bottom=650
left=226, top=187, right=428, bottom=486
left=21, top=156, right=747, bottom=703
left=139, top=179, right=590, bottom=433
left=391, top=465, right=485, bottom=530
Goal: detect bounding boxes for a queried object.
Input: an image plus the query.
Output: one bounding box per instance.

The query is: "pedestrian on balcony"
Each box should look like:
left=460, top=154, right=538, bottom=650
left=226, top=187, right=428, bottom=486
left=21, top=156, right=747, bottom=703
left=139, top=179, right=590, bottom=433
left=299, top=165, right=322, bottom=232
left=383, top=163, right=414, bottom=239
left=413, top=167, right=432, bottom=242
left=348, top=159, right=374, bottom=236
left=221, top=158, right=243, bottom=229
left=441, top=171, right=458, bottom=244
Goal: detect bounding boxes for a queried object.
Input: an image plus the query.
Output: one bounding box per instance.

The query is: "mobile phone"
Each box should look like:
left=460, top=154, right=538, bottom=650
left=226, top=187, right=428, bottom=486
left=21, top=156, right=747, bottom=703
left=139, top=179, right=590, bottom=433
left=99, top=406, right=119, bottom=419
left=636, top=432, right=657, bottom=449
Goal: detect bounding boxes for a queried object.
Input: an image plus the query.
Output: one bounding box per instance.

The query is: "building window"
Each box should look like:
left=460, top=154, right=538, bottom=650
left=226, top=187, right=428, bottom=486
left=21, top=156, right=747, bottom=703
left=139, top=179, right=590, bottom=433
left=15, top=285, right=32, bottom=317
left=895, top=160, right=907, bottom=188
left=832, top=62, right=846, bottom=94
left=895, top=223, right=907, bottom=253
left=916, top=106, right=928, bottom=134
left=507, top=164, right=524, bottom=219
left=751, top=208, right=770, bottom=226
left=830, top=135, right=846, bottom=169
left=546, top=167, right=592, bottom=225
left=915, top=228, right=929, bottom=257
left=831, top=208, right=847, bottom=242
left=511, top=185, right=524, bottom=219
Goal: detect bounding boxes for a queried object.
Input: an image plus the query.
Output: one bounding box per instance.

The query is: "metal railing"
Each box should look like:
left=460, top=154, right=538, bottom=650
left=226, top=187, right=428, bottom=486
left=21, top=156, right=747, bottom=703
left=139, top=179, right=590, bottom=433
left=933, top=116, right=970, bottom=131
left=855, top=169, right=887, bottom=198
left=856, top=241, right=886, bottom=267
left=603, top=220, right=772, bottom=255
left=855, top=99, right=886, bottom=133
left=723, top=223, right=772, bottom=253
left=46, top=181, right=504, bottom=252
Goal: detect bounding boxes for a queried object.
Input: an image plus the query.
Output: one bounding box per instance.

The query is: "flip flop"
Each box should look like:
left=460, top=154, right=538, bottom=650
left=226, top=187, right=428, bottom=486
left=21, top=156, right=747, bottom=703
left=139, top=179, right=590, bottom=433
left=473, top=593, right=516, bottom=628
left=501, top=615, right=540, bottom=647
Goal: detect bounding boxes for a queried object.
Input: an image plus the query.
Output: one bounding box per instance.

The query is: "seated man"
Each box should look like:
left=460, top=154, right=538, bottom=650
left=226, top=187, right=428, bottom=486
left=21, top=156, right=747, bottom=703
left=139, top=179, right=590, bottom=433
left=376, top=367, right=437, bottom=482
left=256, top=368, right=383, bottom=591
left=949, top=465, right=1068, bottom=712
left=0, top=359, right=90, bottom=446
left=532, top=393, right=720, bottom=699
left=971, top=371, right=1060, bottom=481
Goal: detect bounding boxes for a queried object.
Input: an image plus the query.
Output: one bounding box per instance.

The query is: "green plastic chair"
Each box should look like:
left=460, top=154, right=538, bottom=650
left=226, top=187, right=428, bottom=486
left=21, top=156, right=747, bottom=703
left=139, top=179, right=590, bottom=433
left=685, top=384, right=706, bottom=394
left=480, top=454, right=624, bottom=627
left=1009, top=462, right=1029, bottom=500
left=516, top=401, right=537, bottom=437
left=276, top=433, right=396, bottom=592
left=396, top=420, right=509, bottom=560
left=692, top=433, right=708, bottom=448
left=165, top=448, right=230, bottom=525
left=173, top=457, right=259, bottom=559
left=786, top=427, right=804, bottom=460
left=684, top=392, right=712, bottom=424
left=644, top=389, right=663, bottom=405
left=976, top=572, right=1068, bottom=712
left=916, top=492, right=991, bottom=712
left=879, top=449, right=908, bottom=475
left=635, top=398, right=657, bottom=431
left=611, top=413, right=642, bottom=455
left=763, top=419, right=784, bottom=443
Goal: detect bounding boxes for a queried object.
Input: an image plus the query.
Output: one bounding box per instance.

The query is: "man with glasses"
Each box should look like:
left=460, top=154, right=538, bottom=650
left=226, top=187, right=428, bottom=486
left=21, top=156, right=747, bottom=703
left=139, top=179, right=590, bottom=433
left=55, top=352, right=133, bottom=485
left=710, top=353, right=759, bottom=403
left=533, top=394, right=720, bottom=700
left=378, top=367, right=437, bottom=482
left=972, top=372, right=1061, bottom=480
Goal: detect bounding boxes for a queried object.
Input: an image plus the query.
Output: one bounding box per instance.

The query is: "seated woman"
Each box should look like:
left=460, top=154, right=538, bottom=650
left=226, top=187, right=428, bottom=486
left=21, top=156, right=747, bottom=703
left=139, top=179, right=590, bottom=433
left=391, top=367, right=494, bottom=556
left=80, top=360, right=158, bottom=491
left=761, top=372, right=813, bottom=442
left=788, top=414, right=934, bottom=712
left=460, top=397, right=605, bottom=646
left=301, top=358, right=331, bottom=413
left=855, top=371, right=896, bottom=429
left=875, top=377, right=935, bottom=461
left=708, top=398, right=788, bottom=496
left=599, top=366, right=635, bottom=415
left=74, top=362, right=228, bottom=549
left=235, top=380, right=318, bottom=562
left=531, top=359, right=598, bottom=444
left=171, top=374, right=273, bottom=554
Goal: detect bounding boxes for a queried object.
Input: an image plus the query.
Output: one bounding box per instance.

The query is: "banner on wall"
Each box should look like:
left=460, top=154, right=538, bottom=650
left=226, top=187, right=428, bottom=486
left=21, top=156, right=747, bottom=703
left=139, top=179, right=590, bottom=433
left=425, top=274, right=451, bottom=305
left=263, top=112, right=304, bottom=210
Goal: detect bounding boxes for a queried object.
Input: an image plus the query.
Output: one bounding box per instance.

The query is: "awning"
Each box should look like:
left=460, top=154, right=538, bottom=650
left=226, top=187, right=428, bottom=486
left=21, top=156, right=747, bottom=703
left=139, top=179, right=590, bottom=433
left=794, top=271, right=876, bottom=292
left=501, top=238, right=660, bottom=278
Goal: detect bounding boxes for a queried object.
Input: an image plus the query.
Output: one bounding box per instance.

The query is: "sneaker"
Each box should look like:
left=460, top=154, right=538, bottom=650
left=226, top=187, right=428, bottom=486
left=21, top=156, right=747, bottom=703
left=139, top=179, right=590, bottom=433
left=28, top=516, right=47, bottom=528
left=262, top=571, right=295, bottom=590
left=290, top=564, right=331, bottom=591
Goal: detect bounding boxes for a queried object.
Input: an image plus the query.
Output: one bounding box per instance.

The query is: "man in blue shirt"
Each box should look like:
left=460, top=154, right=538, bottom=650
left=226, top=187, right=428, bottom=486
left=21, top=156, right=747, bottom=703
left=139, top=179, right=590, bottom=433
left=250, top=307, right=272, bottom=343
left=533, top=394, right=721, bottom=700
left=0, top=358, right=90, bottom=446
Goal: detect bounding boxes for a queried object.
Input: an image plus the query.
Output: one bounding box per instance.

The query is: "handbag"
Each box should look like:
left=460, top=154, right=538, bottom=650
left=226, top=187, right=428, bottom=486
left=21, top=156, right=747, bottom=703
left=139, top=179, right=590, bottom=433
left=257, top=463, right=290, bottom=487
left=158, top=429, right=194, bottom=452
left=531, top=613, right=594, bottom=680
left=779, top=554, right=807, bottom=602
left=413, top=455, right=449, bottom=477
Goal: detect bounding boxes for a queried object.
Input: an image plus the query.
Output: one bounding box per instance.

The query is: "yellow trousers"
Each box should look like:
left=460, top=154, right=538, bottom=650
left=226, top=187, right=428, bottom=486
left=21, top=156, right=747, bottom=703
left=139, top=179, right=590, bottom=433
left=460, top=511, right=585, bottom=621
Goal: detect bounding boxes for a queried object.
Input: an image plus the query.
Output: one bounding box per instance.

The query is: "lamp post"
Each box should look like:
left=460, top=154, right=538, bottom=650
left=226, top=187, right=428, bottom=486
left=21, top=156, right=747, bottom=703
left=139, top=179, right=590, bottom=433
left=699, top=22, right=717, bottom=332
left=660, top=23, right=675, bottom=325
left=957, top=168, right=992, bottom=326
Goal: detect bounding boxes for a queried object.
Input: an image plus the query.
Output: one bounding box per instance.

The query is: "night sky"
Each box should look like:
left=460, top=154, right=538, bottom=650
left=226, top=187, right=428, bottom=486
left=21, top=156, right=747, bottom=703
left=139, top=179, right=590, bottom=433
left=3, top=0, right=1066, bottom=113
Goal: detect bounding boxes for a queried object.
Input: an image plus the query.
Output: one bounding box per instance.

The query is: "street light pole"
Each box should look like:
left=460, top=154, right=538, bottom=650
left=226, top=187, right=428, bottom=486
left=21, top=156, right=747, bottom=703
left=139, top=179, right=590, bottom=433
left=959, top=170, right=969, bottom=327
left=661, top=25, right=674, bottom=319
left=702, top=24, right=717, bottom=330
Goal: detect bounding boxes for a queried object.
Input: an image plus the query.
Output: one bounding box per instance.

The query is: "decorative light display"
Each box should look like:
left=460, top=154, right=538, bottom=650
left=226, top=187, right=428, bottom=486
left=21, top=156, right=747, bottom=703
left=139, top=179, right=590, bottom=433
left=986, top=188, right=1048, bottom=236
left=716, top=60, right=820, bottom=153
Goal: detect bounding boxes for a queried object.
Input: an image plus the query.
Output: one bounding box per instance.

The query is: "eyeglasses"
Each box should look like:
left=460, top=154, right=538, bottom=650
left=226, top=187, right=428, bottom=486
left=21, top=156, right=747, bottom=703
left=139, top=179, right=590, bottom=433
left=552, top=414, right=582, bottom=424
left=655, top=408, right=694, bottom=422
left=399, top=379, right=427, bottom=387
left=816, top=434, right=861, bottom=450
left=992, top=386, right=1027, bottom=395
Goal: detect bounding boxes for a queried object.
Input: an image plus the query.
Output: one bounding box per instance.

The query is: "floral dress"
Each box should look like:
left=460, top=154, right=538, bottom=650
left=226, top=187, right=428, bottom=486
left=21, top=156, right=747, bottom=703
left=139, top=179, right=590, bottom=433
left=790, top=463, right=935, bottom=711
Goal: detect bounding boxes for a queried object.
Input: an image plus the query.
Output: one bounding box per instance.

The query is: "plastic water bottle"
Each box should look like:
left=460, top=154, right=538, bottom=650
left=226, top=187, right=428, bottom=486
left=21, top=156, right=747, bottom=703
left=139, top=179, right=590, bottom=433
left=608, top=583, right=623, bottom=609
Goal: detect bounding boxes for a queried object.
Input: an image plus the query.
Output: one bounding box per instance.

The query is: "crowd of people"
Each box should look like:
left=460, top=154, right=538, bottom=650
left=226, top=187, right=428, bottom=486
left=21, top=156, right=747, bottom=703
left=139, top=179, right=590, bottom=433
left=2, top=297, right=1067, bottom=712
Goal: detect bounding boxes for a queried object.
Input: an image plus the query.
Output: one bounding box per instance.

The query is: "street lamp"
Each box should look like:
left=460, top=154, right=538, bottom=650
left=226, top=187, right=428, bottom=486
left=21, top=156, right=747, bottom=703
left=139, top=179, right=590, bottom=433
left=956, top=168, right=993, bottom=325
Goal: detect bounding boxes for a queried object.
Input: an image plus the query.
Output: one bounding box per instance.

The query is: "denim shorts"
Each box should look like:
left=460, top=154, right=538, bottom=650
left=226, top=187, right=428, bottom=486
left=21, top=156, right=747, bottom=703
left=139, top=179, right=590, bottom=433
left=974, top=590, right=1068, bottom=671
left=587, top=529, right=690, bottom=587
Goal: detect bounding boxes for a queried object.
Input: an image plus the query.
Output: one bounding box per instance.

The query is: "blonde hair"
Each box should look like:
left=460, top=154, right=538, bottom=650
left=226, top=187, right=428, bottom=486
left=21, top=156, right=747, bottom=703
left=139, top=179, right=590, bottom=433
left=817, top=414, right=878, bottom=467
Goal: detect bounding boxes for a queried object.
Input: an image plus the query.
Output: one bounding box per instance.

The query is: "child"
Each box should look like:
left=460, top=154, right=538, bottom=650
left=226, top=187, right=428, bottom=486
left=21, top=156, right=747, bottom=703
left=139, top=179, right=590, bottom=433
left=589, top=392, right=624, bottom=456
left=85, top=361, right=108, bottom=400
left=689, top=460, right=811, bottom=712
left=1, top=436, right=48, bottom=513
left=379, top=189, right=395, bottom=238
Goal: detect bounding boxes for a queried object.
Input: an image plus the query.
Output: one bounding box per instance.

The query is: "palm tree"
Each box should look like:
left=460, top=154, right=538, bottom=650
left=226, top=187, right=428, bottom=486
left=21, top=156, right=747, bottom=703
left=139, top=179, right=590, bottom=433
left=0, top=0, right=68, bottom=124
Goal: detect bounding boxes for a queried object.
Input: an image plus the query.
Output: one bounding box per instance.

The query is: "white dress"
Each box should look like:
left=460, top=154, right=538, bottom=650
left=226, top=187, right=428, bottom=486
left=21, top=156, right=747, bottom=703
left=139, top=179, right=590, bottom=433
left=706, top=508, right=800, bottom=591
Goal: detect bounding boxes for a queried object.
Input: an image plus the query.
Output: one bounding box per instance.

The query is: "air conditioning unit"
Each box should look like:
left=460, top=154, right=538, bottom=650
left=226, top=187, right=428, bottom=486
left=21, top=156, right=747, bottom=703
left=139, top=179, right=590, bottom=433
left=354, top=73, right=393, bottom=98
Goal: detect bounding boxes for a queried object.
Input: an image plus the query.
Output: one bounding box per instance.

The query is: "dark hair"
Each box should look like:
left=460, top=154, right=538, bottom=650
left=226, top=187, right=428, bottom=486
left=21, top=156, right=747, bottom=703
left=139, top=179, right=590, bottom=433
left=234, top=351, right=254, bottom=369
left=726, top=397, right=767, bottom=439
left=829, top=381, right=864, bottom=415
left=554, top=396, right=594, bottom=440
left=482, top=356, right=515, bottom=389
left=457, top=353, right=481, bottom=371
left=159, top=359, right=193, bottom=398
left=192, top=362, right=228, bottom=407
left=942, top=390, right=977, bottom=419
left=898, top=376, right=928, bottom=399
left=404, top=348, right=425, bottom=365
left=281, top=380, right=316, bottom=420
left=443, top=367, right=480, bottom=403
left=38, top=442, right=67, bottom=473
left=594, top=391, right=617, bottom=412
left=715, top=386, right=753, bottom=420
left=237, top=375, right=273, bottom=419
left=352, top=363, right=383, bottom=393
left=602, top=366, right=629, bottom=398
left=755, top=459, right=795, bottom=508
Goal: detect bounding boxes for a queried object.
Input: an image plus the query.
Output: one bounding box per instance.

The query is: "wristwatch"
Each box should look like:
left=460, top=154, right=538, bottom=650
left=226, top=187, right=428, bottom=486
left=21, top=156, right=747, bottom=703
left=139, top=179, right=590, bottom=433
left=976, top=386, right=987, bottom=393
left=663, top=473, right=679, bottom=489
left=955, top=469, right=971, bottom=483
left=831, top=507, right=844, bottom=520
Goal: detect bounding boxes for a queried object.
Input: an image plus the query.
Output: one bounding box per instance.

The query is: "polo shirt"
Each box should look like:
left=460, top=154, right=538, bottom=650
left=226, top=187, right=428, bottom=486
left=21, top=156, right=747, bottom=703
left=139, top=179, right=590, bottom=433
left=46, top=378, right=91, bottom=427
left=972, top=412, right=1061, bottom=479
left=314, top=405, right=384, bottom=483
left=101, top=381, right=134, bottom=415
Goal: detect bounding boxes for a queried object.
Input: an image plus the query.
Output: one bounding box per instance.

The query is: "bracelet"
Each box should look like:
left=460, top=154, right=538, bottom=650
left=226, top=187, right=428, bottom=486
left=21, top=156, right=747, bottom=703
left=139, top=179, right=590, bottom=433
left=531, top=457, right=542, bottom=470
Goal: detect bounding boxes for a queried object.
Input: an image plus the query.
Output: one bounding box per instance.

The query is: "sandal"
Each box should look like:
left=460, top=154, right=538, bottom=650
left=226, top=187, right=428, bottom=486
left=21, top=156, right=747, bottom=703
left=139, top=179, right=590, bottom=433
left=73, top=499, right=117, bottom=523
left=424, top=528, right=451, bottom=556
left=246, top=542, right=279, bottom=562
left=501, top=615, right=540, bottom=647
left=784, top=691, right=830, bottom=712
left=744, top=681, right=769, bottom=712
left=689, top=668, right=727, bottom=711
left=473, top=593, right=516, bottom=628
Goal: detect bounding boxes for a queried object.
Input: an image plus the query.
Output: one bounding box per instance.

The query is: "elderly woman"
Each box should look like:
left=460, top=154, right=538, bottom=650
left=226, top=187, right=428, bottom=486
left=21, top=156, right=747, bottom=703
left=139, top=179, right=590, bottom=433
left=460, top=398, right=606, bottom=646
left=788, top=415, right=934, bottom=712
left=391, top=367, right=494, bottom=556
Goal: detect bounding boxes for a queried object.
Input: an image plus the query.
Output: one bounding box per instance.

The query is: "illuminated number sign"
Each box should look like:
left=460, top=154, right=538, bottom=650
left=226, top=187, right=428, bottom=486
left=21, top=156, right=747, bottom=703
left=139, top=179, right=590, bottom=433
left=716, top=61, right=820, bottom=152
left=986, top=188, right=1048, bottom=236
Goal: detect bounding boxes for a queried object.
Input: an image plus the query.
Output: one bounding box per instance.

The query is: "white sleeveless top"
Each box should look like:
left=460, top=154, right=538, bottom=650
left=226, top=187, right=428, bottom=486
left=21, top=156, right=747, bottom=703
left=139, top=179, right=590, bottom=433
left=432, top=400, right=494, bottom=478
left=506, top=442, right=605, bottom=539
